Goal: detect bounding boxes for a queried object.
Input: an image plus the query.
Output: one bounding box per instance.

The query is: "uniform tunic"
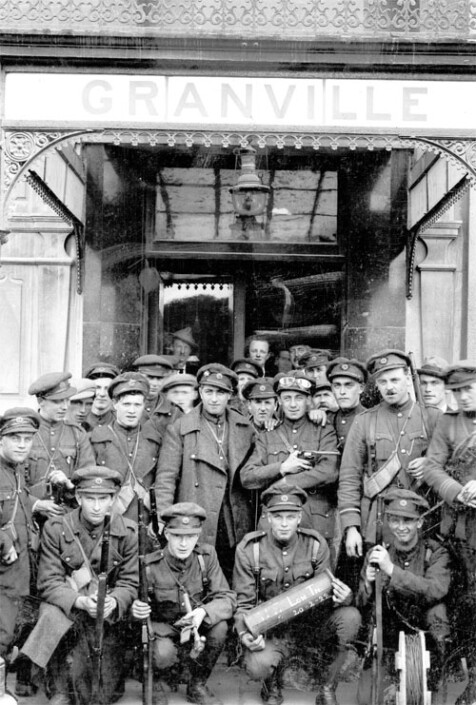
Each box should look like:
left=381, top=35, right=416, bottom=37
left=331, top=403, right=365, bottom=453
left=240, top=417, right=339, bottom=542
left=233, top=528, right=360, bottom=681
left=90, top=420, right=161, bottom=521
left=32, top=508, right=138, bottom=704
left=147, top=395, right=183, bottom=441
left=85, top=408, right=115, bottom=431
left=155, top=405, right=259, bottom=549
left=144, top=543, right=235, bottom=674
left=0, top=455, right=37, bottom=654
left=338, top=399, right=440, bottom=543
left=26, top=418, right=95, bottom=502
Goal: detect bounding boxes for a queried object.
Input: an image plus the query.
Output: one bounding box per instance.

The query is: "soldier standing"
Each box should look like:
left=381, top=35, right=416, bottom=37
left=23, top=466, right=138, bottom=705
left=90, top=373, right=162, bottom=521
left=240, top=374, right=339, bottom=553
left=83, top=362, right=120, bottom=430
left=241, top=378, right=279, bottom=432
left=26, top=372, right=95, bottom=514
left=326, top=358, right=367, bottom=453
left=131, top=354, right=176, bottom=420
left=423, top=360, right=476, bottom=705
left=338, top=350, right=440, bottom=559
left=131, top=502, right=235, bottom=705
left=233, top=485, right=361, bottom=705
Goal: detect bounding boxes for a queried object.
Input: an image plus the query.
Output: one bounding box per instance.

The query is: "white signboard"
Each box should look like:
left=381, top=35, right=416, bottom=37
left=4, top=73, right=476, bottom=131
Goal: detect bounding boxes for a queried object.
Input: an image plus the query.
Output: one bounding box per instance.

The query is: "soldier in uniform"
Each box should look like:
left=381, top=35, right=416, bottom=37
left=229, top=358, right=263, bottom=416
left=132, top=354, right=176, bottom=419
left=311, top=380, right=339, bottom=413
left=66, top=379, right=96, bottom=431
left=0, top=409, right=51, bottom=680
left=338, top=350, right=441, bottom=561
left=23, top=466, right=138, bottom=705
left=233, top=485, right=361, bottom=705
left=326, top=358, right=367, bottom=453
left=356, top=488, right=451, bottom=703
left=240, top=374, right=339, bottom=556
left=84, top=362, right=120, bottom=430
left=26, top=372, right=95, bottom=515
left=298, top=350, right=332, bottom=384
left=423, top=361, right=476, bottom=705
left=161, top=373, right=199, bottom=415
left=90, top=373, right=162, bottom=522
left=155, top=363, right=259, bottom=581
left=242, top=378, right=279, bottom=433
left=131, top=502, right=235, bottom=705
left=417, top=356, right=456, bottom=412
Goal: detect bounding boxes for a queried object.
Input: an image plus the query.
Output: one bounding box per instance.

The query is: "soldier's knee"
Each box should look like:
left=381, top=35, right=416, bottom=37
left=243, top=645, right=283, bottom=681
left=332, top=606, right=362, bottom=644
left=153, top=636, right=179, bottom=670
left=207, top=620, right=228, bottom=644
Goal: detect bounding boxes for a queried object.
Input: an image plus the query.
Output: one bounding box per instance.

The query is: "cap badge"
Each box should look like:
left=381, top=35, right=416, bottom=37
left=204, top=370, right=210, bottom=377
left=380, top=357, right=387, bottom=365
left=399, top=499, right=407, bottom=507
left=216, top=372, right=223, bottom=380
left=182, top=517, right=190, bottom=524
left=128, top=379, right=135, bottom=386
left=259, top=385, right=266, bottom=392
left=14, top=417, right=24, bottom=424
left=341, top=364, right=349, bottom=371
left=280, top=495, right=288, bottom=502
left=95, top=478, right=103, bottom=485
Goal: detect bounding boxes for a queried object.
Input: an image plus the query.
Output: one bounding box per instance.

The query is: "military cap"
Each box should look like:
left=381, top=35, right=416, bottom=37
left=162, top=502, right=206, bottom=534
left=242, top=377, right=277, bottom=401
left=0, top=408, right=41, bottom=436
left=161, top=373, right=198, bottom=393
left=108, top=372, right=150, bottom=399
left=84, top=362, right=120, bottom=380
left=172, top=327, right=197, bottom=350
left=72, top=466, right=122, bottom=494
left=132, top=354, right=175, bottom=378
left=231, top=358, right=264, bottom=379
left=312, top=379, right=332, bottom=393
left=417, top=356, right=449, bottom=381
left=69, top=378, right=96, bottom=401
left=327, top=357, right=367, bottom=384
left=197, top=363, right=238, bottom=393
left=383, top=488, right=429, bottom=518
left=273, top=372, right=313, bottom=396
left=444, top=360, right=476, bottom=390
left=298, top=349, right=332, bottom=370
left=262, top=484, right=308, bottom=512
left=366, top=349, right=411, bottom=379
left=28, top=372, right=77, bottom=401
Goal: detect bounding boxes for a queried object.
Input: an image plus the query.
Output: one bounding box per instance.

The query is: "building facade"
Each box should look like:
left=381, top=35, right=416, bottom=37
left=1, top=1, right=476, bottom=408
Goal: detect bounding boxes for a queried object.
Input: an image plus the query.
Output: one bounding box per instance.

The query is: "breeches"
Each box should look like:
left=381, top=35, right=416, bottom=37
left=151, top=619, right=228, bottom=673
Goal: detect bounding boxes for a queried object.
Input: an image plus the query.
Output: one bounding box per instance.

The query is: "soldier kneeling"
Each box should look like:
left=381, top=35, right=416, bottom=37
left=131, top=503, right=236, bottom=705
left=233, top=485, right=361, bottom=705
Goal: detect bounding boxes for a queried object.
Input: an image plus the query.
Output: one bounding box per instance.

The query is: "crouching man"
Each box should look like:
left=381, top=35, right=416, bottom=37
left=22, top=466, right=138, bottom=705
left=233, top=485, right=361, bottom=705
left=131, top=502, right=236, bottom=705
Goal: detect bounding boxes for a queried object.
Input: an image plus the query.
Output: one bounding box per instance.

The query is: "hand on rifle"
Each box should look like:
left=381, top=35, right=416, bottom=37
left=280, top=451, right=312, bottom=476
left=345, top=526, right=363, bottom=558
left=131, top=598, right=151, bottom=620
left=241, top=632, right=265, bottom=652
left=33, top=499, right=64, bottom=517
left=407, top=457, right=426, bottom=481
left=308, top=408, right=328, bottom=427
left=48, top=469, right=74, bottom=489
left=457, top=480, right=476, bottom=507
left=367, top=545, right=394, bottom=577
left=75, top=593, right=117, bottom=618
left=147, top=520, right=164, bottom=540
left=1, top=545, right=18, bottom=564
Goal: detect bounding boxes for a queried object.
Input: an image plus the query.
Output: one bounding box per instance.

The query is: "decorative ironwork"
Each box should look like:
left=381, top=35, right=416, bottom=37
left=0, top=0, right=475, bottom=40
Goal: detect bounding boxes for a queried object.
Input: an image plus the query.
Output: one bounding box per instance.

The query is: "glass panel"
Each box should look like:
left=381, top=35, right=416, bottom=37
left=161, top=279, right=233, bottom=367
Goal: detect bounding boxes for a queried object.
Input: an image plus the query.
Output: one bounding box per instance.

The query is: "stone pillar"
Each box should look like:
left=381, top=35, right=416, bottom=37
left=416, top=220, right=461, bottom=362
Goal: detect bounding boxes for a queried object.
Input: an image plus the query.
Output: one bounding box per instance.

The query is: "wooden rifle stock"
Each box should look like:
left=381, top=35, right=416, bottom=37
left=149, top=488, right=166, bottom=549
left=138, top=498, right=154, bottom=705
left=94, top=513, right=111, bottom=690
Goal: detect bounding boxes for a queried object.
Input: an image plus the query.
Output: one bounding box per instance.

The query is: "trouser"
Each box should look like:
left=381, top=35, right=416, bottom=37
left=243, top=605, right=361, bottom=682
left=0, top=591, right=20, bottom=657
left=48, top=614, right=128, bottom=705
left=152, top=619, right=228, bottom=684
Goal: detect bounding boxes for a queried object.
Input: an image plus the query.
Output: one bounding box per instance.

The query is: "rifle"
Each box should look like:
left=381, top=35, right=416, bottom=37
left=94, top=512, right=111, bottom=694
left=149, top=488, right=166, bottom=549
left=138, top=498, right=154, bottom=705
left=371, top=495, right=385, bottom=705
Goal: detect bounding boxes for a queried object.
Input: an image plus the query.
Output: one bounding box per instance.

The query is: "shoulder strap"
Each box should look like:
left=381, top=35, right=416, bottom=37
left=311, top=538, right=320, bottom=570
left=196, top=553, right=209, bottom=590
left=252, top=539, right=261, bottom=606
left=367, top=411, right=378, bottom=473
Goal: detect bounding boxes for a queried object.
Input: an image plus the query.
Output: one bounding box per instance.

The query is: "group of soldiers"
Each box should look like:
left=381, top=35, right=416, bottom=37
left=1, top=342, right=476, bottom=705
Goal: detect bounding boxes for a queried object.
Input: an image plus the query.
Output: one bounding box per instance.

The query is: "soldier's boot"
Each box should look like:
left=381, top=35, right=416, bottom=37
left=456, top=663, right=476, bottom=705
left=260, top=667, right=283, bottom=705
left=186, top=661, right=223, bottom=705
left=427, top=638, right=447, bottom=694
left=14, top=654, right=37, bottom=697
left=152, top=679, right=169, bottom=705
left=314, top=649, right=348, bottom=705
